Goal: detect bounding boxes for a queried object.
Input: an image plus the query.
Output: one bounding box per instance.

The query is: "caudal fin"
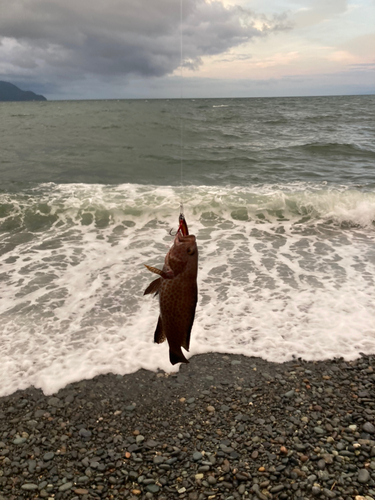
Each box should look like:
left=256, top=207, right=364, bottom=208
left=169, top=347, right=189, bottom=365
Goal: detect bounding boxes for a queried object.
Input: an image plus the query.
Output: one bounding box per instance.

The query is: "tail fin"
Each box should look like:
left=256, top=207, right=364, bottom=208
left=169, top=347, right=189, bottom=365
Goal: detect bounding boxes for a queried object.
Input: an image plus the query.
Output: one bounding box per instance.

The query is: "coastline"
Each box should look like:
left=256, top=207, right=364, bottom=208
left=1, top=352, right=374, bottom=500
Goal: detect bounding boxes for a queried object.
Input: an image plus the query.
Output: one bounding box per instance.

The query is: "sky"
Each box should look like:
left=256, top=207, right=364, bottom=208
left=0, top=0, right=374, bottom=100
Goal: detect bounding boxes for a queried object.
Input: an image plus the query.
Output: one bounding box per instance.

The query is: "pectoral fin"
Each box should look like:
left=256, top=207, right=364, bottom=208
left=144, top=277, right=161, bottom=296
left=154, top=316, right=166, bottom=344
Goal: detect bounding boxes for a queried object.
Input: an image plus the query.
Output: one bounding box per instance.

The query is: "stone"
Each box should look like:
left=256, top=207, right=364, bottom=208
left=79, top=428, right=92, bottom=439
left=363, top=422, right=375, bottom=434
left=323, top=487, right=336, bottom=498
left=21, top=484, right=38, bottom=490
left=284, top=390, right=295, bottom=398
left=317, top=459, right=326, bottom=470
left=270, top=485, right=285, bottom=493
left=28, top=459, right=36, bottom=472
left=314, top=427, right=325, bottom=434
left=323, top=454, right=334, bottom=464
left=358, top=469, right=370, bottom=484
left=238, top=484, right=246, bottom=494
left=43, top=452, right=55, bottom=461
left=13, top=437, right=27, bottom=445
left=47, top=397, right=60, bottom=407
left=58, top=482, right=73, bottom=491
left=145, top=484, right=160, bottom=493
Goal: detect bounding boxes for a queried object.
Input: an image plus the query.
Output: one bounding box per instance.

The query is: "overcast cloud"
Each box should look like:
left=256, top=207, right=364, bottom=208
left=0, top=0, right=289, bottom=95
left=0, top=0, right=373, bottom=99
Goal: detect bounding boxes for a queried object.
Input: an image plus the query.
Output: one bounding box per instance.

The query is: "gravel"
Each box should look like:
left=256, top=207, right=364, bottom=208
left=0, top=353, right=375, bottom=500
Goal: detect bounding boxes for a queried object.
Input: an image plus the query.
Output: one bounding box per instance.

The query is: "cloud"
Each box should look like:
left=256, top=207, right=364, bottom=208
left=294, top=0, right=348, bottom=28
left=117, top=70, right=375, bottom=100
left=0, top=0, right=290, bottom=94
left=341, top=33, right=375, bottom=59
left=349, top=63, right=375, bottom=71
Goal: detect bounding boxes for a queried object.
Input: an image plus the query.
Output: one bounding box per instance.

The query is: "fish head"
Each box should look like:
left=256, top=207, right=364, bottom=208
left=167, top=233, right=198, bottom=276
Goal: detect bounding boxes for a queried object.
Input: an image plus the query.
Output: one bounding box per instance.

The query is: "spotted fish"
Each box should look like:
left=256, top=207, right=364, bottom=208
left=144, top=220, right=198, bottom=365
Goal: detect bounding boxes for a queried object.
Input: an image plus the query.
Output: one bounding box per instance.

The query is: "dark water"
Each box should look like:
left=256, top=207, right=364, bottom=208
left=0, top=95, right=375, bottom=396
left=1, top=95, right=374, bottom=189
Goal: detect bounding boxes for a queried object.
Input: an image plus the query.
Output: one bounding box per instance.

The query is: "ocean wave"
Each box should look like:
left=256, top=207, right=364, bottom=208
left=288, top=141, right=375, bottom=157
left=0, top=183, right=374, bottom=234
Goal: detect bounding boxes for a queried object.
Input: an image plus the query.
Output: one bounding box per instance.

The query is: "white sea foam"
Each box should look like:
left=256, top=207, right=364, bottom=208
left=0, top=182, right=374, bottom=396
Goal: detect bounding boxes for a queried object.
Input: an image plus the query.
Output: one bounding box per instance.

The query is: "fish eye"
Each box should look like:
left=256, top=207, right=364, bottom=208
left=187, top=247, right=195, bottom=255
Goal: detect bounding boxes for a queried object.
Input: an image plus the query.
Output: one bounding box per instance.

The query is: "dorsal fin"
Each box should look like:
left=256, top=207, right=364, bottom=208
left=144, top=264, right=163, bottom=276
left=144, top=264, right=174, bottom=280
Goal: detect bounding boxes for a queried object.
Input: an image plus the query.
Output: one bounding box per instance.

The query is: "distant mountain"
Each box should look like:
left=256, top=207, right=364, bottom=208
left=0, top=81, right=47, bottom=102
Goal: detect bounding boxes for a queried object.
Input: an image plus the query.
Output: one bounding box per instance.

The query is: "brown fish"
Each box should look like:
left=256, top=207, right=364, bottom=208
left=144, top=226, right=198, bottom=365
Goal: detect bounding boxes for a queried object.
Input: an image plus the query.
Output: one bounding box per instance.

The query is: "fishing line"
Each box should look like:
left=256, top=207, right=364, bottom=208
left=179, top=0, right=185, bottom=219
left=170, top=0, right=187, bottom=236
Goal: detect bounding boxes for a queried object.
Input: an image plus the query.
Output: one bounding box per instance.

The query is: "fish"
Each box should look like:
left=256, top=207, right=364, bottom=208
left=144, top=218, right=198, bottom=365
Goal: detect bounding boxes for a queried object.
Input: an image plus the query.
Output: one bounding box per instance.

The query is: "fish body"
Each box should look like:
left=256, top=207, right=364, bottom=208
left=144, top=232, right=198, bottom=364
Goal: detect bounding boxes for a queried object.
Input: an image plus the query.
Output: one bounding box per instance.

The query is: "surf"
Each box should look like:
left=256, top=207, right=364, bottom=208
left=0, top=181, right=374, bottom=396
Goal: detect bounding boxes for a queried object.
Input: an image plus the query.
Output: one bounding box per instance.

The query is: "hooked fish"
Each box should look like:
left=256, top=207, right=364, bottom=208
left=144, top=216, right=198, bottom=365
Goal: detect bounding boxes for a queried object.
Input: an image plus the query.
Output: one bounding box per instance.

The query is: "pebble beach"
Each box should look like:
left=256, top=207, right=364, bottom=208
left=0, top=353, right=374, bottom=500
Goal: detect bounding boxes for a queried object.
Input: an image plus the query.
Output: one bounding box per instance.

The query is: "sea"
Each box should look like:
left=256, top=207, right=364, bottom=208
left=0, top=95, right=374, bottom=397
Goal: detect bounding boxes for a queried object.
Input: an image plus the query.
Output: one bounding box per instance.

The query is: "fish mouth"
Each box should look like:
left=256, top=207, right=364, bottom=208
left=178, top=215, right=189, bottom=236
left=176, top=233, right=196, bottom=244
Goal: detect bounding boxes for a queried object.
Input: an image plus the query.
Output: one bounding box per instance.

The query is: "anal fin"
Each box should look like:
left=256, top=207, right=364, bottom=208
left=181, top=289, right=197, bottom=351
left=154, top=316, right=166, bottom=344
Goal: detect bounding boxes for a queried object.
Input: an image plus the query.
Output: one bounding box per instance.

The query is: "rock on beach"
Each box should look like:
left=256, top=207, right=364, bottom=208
left=0, top=353, right=375, bottom=500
